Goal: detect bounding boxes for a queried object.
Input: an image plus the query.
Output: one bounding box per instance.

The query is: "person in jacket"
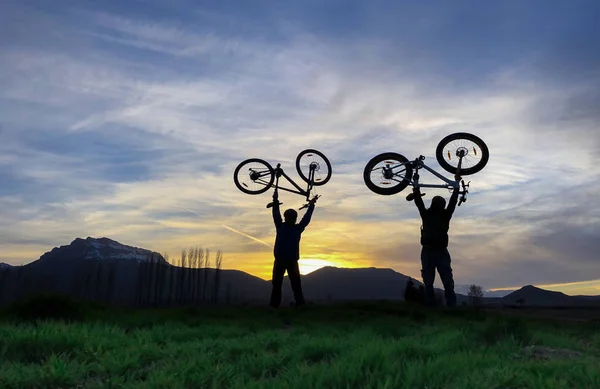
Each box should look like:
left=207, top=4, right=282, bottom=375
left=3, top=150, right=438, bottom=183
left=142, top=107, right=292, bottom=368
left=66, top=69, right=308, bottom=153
left=269, top=189, right=318, bottom=308
left=408, top=173, right=461, bottom=307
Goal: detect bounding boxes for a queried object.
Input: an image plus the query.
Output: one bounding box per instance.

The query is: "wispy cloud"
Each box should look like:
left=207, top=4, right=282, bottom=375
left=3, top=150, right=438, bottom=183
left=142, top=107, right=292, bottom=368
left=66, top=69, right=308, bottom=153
left=221, top=225, right=271, bottom=247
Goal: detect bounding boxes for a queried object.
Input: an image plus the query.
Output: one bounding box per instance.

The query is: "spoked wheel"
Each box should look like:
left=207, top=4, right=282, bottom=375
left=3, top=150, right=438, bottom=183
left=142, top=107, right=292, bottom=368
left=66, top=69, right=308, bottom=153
left=436, top=132, right=489, bottom=175
left=363, top=152, right=413, bottom=195
left=233, top=158, right=275, bottom=195
left=296, top=149, right=332, bottom=186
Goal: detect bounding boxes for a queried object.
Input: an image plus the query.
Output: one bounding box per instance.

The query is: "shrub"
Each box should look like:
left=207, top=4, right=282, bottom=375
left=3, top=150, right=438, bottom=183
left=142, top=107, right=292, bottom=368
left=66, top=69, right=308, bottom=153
left=7, top=293, right=86, bottom=323
left=468, top=284, right=484, bottom=307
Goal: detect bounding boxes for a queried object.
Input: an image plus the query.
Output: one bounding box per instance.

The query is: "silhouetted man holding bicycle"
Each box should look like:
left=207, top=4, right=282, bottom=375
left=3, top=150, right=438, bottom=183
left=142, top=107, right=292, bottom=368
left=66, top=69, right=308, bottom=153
left=269, top=189, right=319, bottom=308
left=407, top=172, right=461, bottom=308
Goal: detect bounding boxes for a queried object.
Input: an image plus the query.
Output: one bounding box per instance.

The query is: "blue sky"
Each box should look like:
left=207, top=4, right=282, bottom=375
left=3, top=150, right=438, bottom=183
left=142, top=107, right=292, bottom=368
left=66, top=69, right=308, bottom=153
left=1, top=0, right=600, bottom=294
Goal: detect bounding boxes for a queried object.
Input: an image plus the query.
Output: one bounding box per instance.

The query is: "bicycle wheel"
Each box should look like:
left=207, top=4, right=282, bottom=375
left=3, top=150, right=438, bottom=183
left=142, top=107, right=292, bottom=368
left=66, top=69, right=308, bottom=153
left=435, top=132, right=489, bottom=175
left=233, top=158, right=275, bottom=195
left=295, top=149, right=332, bottom=186
left=363, top=152, right=413, bottom=195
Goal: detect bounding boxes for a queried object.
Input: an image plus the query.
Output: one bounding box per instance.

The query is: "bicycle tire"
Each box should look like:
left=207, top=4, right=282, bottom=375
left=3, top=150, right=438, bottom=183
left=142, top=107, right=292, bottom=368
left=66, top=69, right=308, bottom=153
left=435, top=132, right=489, bottom=175
left=295, top=149, right=332, bottom=186
left=363, top=152, right=413, bottom=195
left=233, top=158, right=274, bottom=195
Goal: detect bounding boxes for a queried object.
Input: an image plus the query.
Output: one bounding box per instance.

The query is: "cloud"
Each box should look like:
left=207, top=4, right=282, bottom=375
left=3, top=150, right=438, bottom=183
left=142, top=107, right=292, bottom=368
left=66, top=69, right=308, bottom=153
left=221, top=225, right=271, bottom=247
left=0, top=1, right=599, bottom=293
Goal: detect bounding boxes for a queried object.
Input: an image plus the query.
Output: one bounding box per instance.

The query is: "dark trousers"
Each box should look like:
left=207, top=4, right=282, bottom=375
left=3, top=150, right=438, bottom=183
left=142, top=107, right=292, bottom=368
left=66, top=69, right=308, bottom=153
left=270, top=258, right=305, bottom=308
left=421, top=246, right=456, bottom=307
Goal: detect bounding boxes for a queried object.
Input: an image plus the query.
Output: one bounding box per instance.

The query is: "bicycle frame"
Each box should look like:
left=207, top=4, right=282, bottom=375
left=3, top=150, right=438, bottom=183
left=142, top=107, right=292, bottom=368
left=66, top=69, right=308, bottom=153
left=250, top=163, right=316, bottom=201
left=410, top=158, right=459, bottom=190
left=382, top=158, right=454, bottom=190
left=273, top=165, right=316, bottom=201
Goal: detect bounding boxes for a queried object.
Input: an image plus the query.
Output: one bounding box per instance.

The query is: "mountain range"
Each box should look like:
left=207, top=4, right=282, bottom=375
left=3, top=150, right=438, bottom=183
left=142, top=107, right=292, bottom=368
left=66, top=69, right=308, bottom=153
left=0, top=237, right=598, bottom=308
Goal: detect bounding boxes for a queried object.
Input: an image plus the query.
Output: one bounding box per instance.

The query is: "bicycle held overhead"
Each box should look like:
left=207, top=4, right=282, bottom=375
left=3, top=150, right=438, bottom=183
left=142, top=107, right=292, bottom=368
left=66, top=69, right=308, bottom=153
left=363, top=132, right=489, bottom=206
left=233, top=149, right=332, bottom=209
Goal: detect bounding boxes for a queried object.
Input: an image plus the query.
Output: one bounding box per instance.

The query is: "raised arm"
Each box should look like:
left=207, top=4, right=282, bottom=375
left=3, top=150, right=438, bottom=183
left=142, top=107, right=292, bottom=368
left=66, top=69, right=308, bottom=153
left=298, top=196, right=318, bottom=230
left=412, top=186, right=427, bottom=219
left=446, top=175, right=461, bottom=217
left=298, top=203, right=314, bottom=230
left=272, top=192, right=282, bottom=228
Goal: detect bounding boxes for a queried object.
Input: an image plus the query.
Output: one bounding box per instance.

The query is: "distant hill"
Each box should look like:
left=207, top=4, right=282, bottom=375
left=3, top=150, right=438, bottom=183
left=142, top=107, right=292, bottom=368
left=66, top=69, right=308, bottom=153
left=1, top=237, right=599, bottom=308
left=281, top=266, right=410, bottom=302
left=279, top=266, right=471, bottom=305
left=39, top=237, right=167, bottom=264
left=574, top=295, right=600, bottom=301
left=500, top=285, right=598, bottom=307
left=0, top=237, right=270, bottom=307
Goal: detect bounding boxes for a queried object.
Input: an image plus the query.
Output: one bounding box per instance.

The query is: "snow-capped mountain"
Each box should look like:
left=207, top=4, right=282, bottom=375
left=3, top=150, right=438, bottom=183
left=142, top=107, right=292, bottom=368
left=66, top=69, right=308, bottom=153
left=39, top=237, right=166, bottom=264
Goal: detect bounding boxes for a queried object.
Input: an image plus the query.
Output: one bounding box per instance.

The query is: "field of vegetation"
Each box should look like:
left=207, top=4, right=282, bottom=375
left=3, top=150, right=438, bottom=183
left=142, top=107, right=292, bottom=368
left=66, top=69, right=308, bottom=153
left=1, top=296, right=599, bottom=389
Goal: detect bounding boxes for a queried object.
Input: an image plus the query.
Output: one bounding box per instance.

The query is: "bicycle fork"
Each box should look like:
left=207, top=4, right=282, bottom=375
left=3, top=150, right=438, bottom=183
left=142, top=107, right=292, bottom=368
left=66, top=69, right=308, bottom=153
left=299, top=165, right=319, bottom=210
left=266, top=165, right=283, bottom=209
left=455, top=153, right=470, bottom=206
left=306, top=165, right=316, bottom=201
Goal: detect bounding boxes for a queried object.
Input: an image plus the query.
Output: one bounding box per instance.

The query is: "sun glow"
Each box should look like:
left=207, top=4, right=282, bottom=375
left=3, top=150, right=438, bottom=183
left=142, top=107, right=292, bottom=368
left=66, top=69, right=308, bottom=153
left=298, top=258, right=337, bottom=275
left=297, top=256, right=371, bottom=275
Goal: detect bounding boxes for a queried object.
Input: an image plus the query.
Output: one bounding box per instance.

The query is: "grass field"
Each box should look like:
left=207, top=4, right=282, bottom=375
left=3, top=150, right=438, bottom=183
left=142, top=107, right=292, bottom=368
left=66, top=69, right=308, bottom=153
left=1, top=297, right=599, bottom=389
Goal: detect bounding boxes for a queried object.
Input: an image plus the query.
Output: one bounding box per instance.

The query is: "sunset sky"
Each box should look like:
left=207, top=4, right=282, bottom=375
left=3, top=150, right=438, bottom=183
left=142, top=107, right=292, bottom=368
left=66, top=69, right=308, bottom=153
left=1, top=0, right=599, bottom=295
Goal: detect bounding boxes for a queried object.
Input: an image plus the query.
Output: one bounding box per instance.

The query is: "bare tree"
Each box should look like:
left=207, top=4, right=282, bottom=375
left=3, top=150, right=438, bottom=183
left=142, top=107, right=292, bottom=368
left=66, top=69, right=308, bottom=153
left=106, top=263, right=116, bottom=305
left=468, top=284, right=484, bottom=307
left=202, top=249, right=210, bottom=304
left=159, top=253, right=169, bottom=307
left=194, top=247, right=205, bottom=305
left=225, top=282, right=231, bottom=305
left=188, top=247, right=198, bottom=305
left=94, top=262, right=103, bottom=302
left=83, top=268, right=93, bottom=302
left=149, top=253, right=161, bottom=307
left=169, top=254, right=177, bottom=305
left=178, top=250, right=187, bottom=306
left=213, top=250, right=223, bottom=305
left=152, top=255, right=162, bottom=307
left=0, top=268, right=7, bottom=305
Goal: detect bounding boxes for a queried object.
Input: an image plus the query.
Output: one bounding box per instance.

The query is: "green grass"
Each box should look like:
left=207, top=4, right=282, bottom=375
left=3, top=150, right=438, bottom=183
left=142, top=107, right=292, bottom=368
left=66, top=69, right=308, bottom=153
left=0, top=298, right=599, bottom=389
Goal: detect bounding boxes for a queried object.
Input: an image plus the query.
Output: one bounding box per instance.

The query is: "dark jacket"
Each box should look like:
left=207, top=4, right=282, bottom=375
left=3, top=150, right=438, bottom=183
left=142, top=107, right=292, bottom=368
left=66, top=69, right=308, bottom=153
left=413, top=187, right=459, bottom=249
left=272, top=202, right=314, bottom=261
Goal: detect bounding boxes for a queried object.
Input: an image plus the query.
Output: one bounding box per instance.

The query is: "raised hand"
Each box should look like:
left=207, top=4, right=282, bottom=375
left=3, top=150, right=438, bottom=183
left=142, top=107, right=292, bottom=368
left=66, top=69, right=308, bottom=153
left=299, top=195, right=320, bottom=210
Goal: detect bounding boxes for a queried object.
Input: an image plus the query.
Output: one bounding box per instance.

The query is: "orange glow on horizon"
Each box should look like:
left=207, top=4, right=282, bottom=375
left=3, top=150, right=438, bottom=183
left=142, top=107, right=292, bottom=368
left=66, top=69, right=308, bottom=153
left=490, top=279, right=600, bottom=296
left=218, top=250, right=374, bottom=280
